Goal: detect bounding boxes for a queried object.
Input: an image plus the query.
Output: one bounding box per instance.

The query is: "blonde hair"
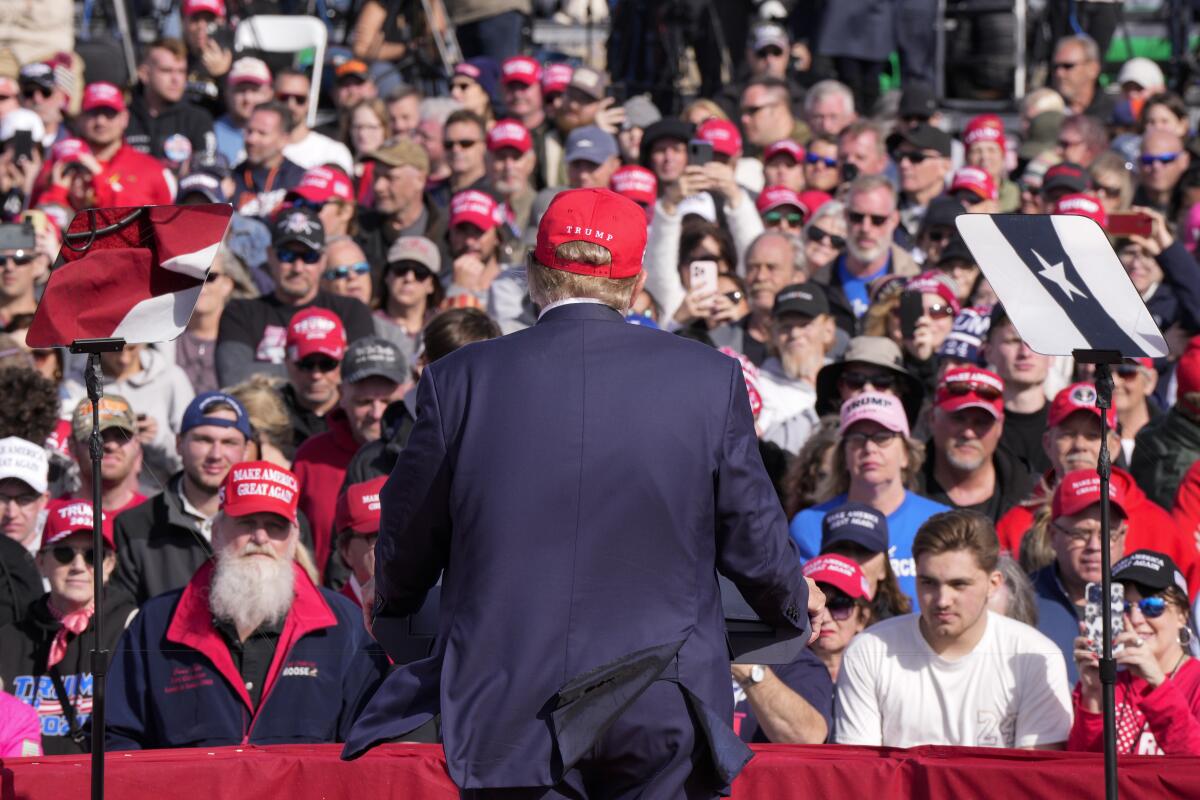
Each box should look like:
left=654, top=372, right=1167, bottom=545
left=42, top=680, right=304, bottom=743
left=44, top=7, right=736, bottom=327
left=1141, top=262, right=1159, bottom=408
left=225, top=374, right=294, bottom=462
left=817, top=430, right=925, bottom=502
left=527, top=240, right=640, bottom=312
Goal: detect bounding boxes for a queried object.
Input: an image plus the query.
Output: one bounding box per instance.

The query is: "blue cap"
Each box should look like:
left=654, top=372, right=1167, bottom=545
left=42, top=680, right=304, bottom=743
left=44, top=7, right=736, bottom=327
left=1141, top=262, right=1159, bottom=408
left=936, top=306, right=992, bottom=366
left=820, top=502, right=889, bottom=554
left=180, top=391, right=253, bottom=440
left=565, top=125, right=618, bottom=165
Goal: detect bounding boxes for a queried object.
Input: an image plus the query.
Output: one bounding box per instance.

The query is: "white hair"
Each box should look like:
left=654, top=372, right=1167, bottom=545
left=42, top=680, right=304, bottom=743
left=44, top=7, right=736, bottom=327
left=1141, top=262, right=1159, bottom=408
left=419, top=97, right=464, bottom=126
left=209, top=514, right=297, bottom=633
left=804, top=80, right=856, bottom=116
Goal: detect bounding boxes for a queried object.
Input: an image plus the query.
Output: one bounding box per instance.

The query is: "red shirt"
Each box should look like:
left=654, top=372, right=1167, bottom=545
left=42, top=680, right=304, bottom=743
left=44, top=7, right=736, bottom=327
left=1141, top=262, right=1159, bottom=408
left=1069, top=657, right=1200, bottom=755
left=292, top=409, right=362, bottom=579
left=34, top=142, right=173, bottom=211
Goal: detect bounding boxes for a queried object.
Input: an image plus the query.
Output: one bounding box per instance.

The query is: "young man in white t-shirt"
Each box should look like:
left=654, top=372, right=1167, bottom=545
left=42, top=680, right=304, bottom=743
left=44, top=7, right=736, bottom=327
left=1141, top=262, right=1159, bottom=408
left=834, top=509, right=1072, bottom=748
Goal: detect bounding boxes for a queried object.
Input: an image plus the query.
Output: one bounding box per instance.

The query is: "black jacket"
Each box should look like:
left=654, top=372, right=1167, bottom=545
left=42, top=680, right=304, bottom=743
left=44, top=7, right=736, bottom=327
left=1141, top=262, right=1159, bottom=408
left=1131, top=407, right=1200, bottom=510
left=356, top=193, right=449, bottom=281
left=342, top=394, right=417, bottom=490
left=0, top=535, right=42, bottom=629
left=126, top=87, right=216, bottom=163
left=0, top=592, right=134, bottom=754
left=917, top=442, right=1036, bottom=523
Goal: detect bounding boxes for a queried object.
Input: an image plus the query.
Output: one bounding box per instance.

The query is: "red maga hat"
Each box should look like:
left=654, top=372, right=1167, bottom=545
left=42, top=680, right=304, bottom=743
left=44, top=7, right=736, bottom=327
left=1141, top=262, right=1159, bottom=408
left=610, top=165, right=657, bottom=206
left=41, top=500, right=114, bottom=550
left=286, top=307, right=347, bottom=362
left=487, top=119, right=533, bottom=154
left=501, top=56, right=541, bottom=86
left=335, top=476, right=387, bottom=534
left=534, top=188, right=647, bottom=279
left=220, top=461, right=300, bottom=522
left=1052, top=469, right=1129, bottom=520
left=1048, top=382, right=1118, bottom=429
left=936, top=366, right=1005, bottom=419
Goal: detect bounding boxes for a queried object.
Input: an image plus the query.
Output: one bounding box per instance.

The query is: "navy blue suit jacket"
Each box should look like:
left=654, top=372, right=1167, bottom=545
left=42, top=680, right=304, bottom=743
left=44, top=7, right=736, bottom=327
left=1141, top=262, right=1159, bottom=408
left=343, top=303, right=809, bottom=789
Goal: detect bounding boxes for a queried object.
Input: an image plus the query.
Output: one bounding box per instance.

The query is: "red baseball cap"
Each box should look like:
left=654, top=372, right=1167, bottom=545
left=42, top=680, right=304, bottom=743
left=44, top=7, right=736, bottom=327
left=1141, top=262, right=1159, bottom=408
left=1048, top=382, right=1119, bottom=429
left=182, top=0, right=225, bottom=17
left=905, top=270, right=961, bottom=314
left=534, top=188, right=647, bottom=279
left=1053, top=193, right=1107, bottom=229
left=936, top=366, right=1005, bottom=419
left=40, top=500, right=114, bottom=550
left=696, top=119, right=742, bottom=157
left=963, top=113, right=1005, bottom=153
left=51, top=137, right=91, bottom=166
left=610, top=165, right=657, bottom=206
left=487, top=119, right=533, bottom=154
left=1052, top=469, right=1129, bottom=520
left=764, top=139, right=805, bottom=163
left=1177, top=336, right=1200, bottom=420
left=797, top=190, right=833, bottom=217
left=501, top=56, right=541, bottom=86
left=220, top=461, right=300, bottom=523
left=291, top=166, right=354, bottom=204
left=950, top=166, right=997, bottom=202
left=81, top=82, right=125, bottom=114
left=542, top=63, right=573, bottom=95
left=756, top=185, right=807, bottom=216
left=286, top=307, right=347, bottom=362
left=802, top=554, right=873, bottom=601
left=334, top=476, right=387, bottom=535
left=450, top=190, right=504, bottom=231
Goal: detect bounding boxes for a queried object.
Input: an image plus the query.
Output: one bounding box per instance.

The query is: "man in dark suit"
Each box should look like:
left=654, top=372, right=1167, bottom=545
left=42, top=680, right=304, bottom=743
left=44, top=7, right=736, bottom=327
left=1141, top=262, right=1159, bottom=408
left=343, top=188, right=822, bottom=798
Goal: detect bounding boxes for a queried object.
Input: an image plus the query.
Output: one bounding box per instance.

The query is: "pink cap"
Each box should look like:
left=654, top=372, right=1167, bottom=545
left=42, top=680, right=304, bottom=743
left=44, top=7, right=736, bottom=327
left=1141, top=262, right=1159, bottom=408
left=764, top=139, right=805, bottom=163
left=950, top=166, right=997, bottom=201
left=220, top=461, right=300, bottom=523
left=906, top=270, right=961, bottom=314
left=1183, top=202, right=1200, bottom=254
left=839, top=391, right=910, bottom=437
left=228, top=57, right=272, bottom=87
left=51, top=137, right=91, bottom=165
left=501, top=56, right=541, bottom=86
left=803, top=554, right=873, bottom=601
left=610, top=165, right=657, bottom=206
left=535, top=188, right=647, bottom=279
left=696, top=118, right=742, bottom=157
left=487, top=119, right=533, bottom=154
left=182, top=0, right=225, bottom=17
left=450, top=190, right=504, bottom=231
left=1048, top=382, right=1119, bottom=430
left=1052, top=469, right=1129, bottom=520
left=963, top=114, right=1006, bottom=153
left=291, top=166, right=354, bottom=204
left=1054, top=193, right=1107, bottom=229
left=81, top=82, right=125, bottom=114
left=40, top=500, right=114, bottom=550
left=756, top=185, right=807, bottom=216
left=286, top=307, right=347, bottom=362
left=334, top=476, right=387, bottom=535
left=542, top=63, right=574, bottom=95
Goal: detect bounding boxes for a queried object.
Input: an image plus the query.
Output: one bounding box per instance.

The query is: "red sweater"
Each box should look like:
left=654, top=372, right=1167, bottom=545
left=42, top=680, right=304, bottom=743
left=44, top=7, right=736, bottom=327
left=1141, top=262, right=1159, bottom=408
left=35, top=143, right=173, bottom=210
left=293, top=409, right=362, bottom=579
left=1069, top=657, right=1200, bottom=755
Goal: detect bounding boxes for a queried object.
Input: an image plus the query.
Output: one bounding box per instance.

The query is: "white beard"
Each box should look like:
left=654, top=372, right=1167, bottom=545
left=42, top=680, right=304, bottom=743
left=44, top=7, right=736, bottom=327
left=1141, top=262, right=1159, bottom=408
left=209, top=542, right=296, bottom=633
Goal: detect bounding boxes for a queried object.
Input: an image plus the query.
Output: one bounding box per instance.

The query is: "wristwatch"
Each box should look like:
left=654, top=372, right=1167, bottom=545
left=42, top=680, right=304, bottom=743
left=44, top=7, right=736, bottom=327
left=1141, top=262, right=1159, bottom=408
left=747, top=664, right=766, bottom=685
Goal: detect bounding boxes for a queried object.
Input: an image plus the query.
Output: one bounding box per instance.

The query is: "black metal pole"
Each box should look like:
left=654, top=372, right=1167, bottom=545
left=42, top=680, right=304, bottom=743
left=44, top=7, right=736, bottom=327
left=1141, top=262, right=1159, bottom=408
left=1095, top=362, right=1118, bottom=800
left=84, top=353, right=108, bottom=800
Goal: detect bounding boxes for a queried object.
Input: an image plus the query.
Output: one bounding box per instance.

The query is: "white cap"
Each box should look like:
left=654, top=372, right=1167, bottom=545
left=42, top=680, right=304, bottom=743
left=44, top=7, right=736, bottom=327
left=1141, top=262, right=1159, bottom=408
left=1117, top=57, right=1164, bottom=91
left=0, top=436, right=48, bottom=493
left=0, top=109, right=46, bottom=146
left=228, top=57, right=272, bottom=87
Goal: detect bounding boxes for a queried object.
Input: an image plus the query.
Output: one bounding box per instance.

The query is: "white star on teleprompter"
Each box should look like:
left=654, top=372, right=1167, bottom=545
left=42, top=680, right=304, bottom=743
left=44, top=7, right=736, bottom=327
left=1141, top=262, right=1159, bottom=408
left=1032, top=250, right=1087, bottom=300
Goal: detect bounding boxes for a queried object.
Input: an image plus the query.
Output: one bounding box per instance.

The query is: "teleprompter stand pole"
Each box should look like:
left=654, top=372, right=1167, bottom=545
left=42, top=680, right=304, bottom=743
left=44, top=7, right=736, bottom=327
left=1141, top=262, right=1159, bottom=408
left=70, top=337, right=125, bottom=800
left=1075, top=348, right=1122, bottom=800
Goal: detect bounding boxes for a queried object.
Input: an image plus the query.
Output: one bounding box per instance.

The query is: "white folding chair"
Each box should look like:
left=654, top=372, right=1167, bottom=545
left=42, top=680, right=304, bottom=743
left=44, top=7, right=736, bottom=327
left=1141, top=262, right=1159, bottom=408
left=234, top=15, right=328, bottom=128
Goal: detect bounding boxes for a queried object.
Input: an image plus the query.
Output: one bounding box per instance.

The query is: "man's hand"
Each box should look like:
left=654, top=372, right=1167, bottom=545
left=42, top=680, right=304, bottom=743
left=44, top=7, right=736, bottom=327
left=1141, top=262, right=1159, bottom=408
left=201, top=39, right=233, bottom=78
left=361, top=575, right=376, bottom=635
left=702, top=161, right=742, bottom=208
left=135, top=414, right=158, bottom=446
left=593, top=97, right=627, bottom=135
left=452, top=254, right=488, bottom=292
left=1128, top=206, right=1173, bottom=256
left=805, top=576, right=825, bottom=645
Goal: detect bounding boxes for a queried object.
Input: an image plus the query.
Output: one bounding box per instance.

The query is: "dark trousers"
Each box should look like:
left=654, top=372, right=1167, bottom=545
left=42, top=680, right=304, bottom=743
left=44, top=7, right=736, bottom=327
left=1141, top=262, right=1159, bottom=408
left=455, top=11, right=526, bottom=62
left=460, top=681, right=719, bottom=800
left=1047, top=1, right=1121, bottom=62
left=834, top=57, right=885, bottom=116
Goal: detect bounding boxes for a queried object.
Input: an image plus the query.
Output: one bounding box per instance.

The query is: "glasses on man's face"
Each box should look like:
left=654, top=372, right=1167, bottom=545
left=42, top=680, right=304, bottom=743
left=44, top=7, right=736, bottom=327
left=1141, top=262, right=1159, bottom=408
left=848, top=210, right=889, bottom=228
left=48, top=546, right=96, bottom=567
left=323, top=261, right=371, bottom=281
left=1057, top=139, right=1083, bottom=151
left=805, top=153, right=838, bottom=169
left=942, top=378, right=1002, bottom=400
left=844, top=429, right=900, bottom=449
left=388, top=261, right=433, bottom=281
left=1052, top=61, right=1081, bottom=72
left=806, top=227, right=846, bottom=249
left=276, top=93, right=307, bottom=106
left=21, top=86, right=51, bottom=101
left=276, top=247, right=321, bottom=265
left=1124, top=596, right=1169, bottom=619
left=0, top=492, right=40, bottom=508
left=296, top=356, right=340, bottom=374
left=897, top=150, right=937, bottom=165
left=840, top=371, right=897, bottom=392
left=740, top=101, right=780, bottom=118
left=1051, top=521, right=1126, bottom=544
left=444, top=138, right=480, bottom=150
left=1141, top=152, right=1180, bottom=167
left=755, top=46, right=785, bottom=59
left=0, top=252, right=35, bottom=267
left=922, top=302, right=957, bottom=320
left=764, top=210, right=803, bottom=227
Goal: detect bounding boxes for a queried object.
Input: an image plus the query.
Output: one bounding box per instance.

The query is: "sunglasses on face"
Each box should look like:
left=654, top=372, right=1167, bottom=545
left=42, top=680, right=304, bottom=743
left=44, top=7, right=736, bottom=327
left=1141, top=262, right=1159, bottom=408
left=764, top=210, right=803, bottom=226
left=1115, top=362, right=1146, bottom=378
left=724, top=290, right=744, bottom=304
left=848, top=210, right=889, bottom=227
left=1, top=253, right=35, bottom=266
left=807, top=227, right=846, bottom=249
left=1052, top=61, right=1081, bottom=71
left=48, top=546, right=96, bottom=566
left=1141, top=152, right=1180, bottom=167
left=276, top=247, right=321, bottom=264
left=296, top=356, right=340, bottom=373
left=388, top=261, right=433, bottom=281
left=844, top=429, right=900, bottom=448
left=1124, top=596, right=1169, bottom=618
left=943, top=378, right=1002, bottom=400
left=276, top=93, right=308, bottom=105
left=825, top=595, right=858, bottom=621
left=805, top=153, right=838, bottom=168
left=444, top=139, right=480, bottom=150
left=21, top=86, right=51, bottom=100
left=756, top=46, right=785, bottom=58
left=840, top=371, right=897, bottom=391
left=323, top=261, right=371, bottom=281
left=923, top=302, right=956, bottom=320
left=1095, top=183, right=1122, bottom=198
left=897, top=150, right=937, bottom=165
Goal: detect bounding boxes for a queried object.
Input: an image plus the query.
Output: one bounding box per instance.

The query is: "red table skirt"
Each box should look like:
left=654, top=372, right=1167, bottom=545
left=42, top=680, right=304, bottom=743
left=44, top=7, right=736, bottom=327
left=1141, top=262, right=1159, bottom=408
left=2, top=742, right=1198, bottom=799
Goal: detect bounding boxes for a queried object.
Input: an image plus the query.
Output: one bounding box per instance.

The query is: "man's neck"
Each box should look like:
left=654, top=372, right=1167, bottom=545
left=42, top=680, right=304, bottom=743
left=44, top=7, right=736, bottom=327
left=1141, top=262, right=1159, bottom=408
left=847, top=480, right=906, bottom=516
left=92, top=140, right=122, bottom=161
left=763, top=117, right=793, bottom=146
left=920, top=610, right=989, bottom=659
left=1058, top=564, right=1087, bottom=606
left=933, top=454, right=996, bottom=506
left=521, top=109, right=545, bottom=130
left=1144, top=186, right=1173, bottom=208
left=144, top=90, right=171, bottom=117
left=300, top=392, right=339, bottom=417
left=1068, top=86, right=1095, bottom=116
left=180, top=474, right=221, bottom=517
left=1004, top=384, right=1046, bottom=414
left=79, top=479, right=135, bottom=511
left=388, top=200, right=425, bottom=232
left=845, top=250, right=890, bottom=278
left=274, top=289, right=318, bottom=307
left=910, top=182, right=943, bottom=207
left=256, top=153, right=284, bottom=171
left=186, top=308, right=221, bottom=340
left=0, top=293, right=37, bottom=321
left=449, top=166, right=485, bottom=193
left=384, top=298, right=427, bottom=333
left=290, top=125, right=310, bottom=144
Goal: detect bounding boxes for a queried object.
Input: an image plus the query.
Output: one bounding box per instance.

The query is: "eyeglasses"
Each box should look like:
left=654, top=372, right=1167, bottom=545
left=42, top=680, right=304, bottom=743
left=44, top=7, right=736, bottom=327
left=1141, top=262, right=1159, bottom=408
left=1095, top=183, right=1122, bottom=199
left=848, top=210, right=889, bottom=227
left=1141, top=152, right=1180, bottom=167
left=942, top=378, right=1002, bottom=400
left=826, top=596, right=858, bottom=621
left=923, top=302, right=956, bottom=320
left=1, top=253, right=35, bottom=266
left=764, top=210, right=803, bottom=226
left=296, top=356, right=340, bottom=373
left=807, top=227, right=846, bottom=249
left=48, top=546, right=96, bottom=566
left=444, top=139, right=480, bottom=150
left=1052, top=61, right=1081, bottom=71
left=21, top=86, right=51, bottom=100
left=1124, top=596, right=1169, bottom=619
left=1057, top=139, right=1083, bottom=151
left=756, top=46, right=785, bottom=58
left=740, top=102, right=780, bottom=118
left=205, top=271, right=225, bottom=283
left=1051, top=521, right=1126, bottom=544
left=0, top=492, right=40, bottom=507
left=844, top=429, right=900, bottom=448
left=924, top=227, right=954, bottom=244
left=323, top=261, right=371, bottom=281
left=388, top=261, right=433, bottom=281
left=276, top=93, right=308, bottom=105
left=897, top=150, right=937, bottom=165
left=840, top=371, right=897, bottom=391
left=276, top=247, right=321, bottom=264
left=724, top=290, right=744, bottom=303
left=805, top=153, right=838, bottom=168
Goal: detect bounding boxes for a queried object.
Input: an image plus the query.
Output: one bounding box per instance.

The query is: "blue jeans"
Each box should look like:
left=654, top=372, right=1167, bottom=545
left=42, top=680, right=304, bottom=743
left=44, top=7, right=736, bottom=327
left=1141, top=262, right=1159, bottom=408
left=455, top=10, right=526, bottom=62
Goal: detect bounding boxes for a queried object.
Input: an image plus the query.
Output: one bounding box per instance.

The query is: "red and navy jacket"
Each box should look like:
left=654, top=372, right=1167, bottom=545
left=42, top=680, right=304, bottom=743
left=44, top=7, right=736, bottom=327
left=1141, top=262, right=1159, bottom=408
left=102, top=560, right=387, bottom=750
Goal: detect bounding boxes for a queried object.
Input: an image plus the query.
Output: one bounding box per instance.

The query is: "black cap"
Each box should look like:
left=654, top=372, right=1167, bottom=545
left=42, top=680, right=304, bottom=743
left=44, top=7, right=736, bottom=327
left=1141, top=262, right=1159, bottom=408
left=1112, top=549, right=1190, bottom=596
left=936, top=235, right=975, bottom=267
left=1041, top=162, right=1091, bottom=196
left=920, top=195, right=966, bottom=234
left=887, top=123, right=952, bottom=158
left=342, top=336, right=407, bottom=385
left=271, top=207, right=324, bottom=251
left=821, top=502, right=889, bottom=554
left=899, top=83, right=938, bottom=119
left=772, top=283, right=829, bottom=319
left=639, top=119, right=694, bottom=167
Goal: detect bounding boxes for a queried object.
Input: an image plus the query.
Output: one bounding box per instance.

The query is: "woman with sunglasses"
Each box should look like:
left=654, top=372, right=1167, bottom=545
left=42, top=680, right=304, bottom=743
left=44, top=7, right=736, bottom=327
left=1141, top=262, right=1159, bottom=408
left=802, top=200, right=847, bottom=277
left=0, top=501, right=133, bottom=754
left=816, top=501, right=910, bottom=624
left=804, top=553, right=875, bottom=684
left=1070, top=549, right=1200, bottom=755
left=374, top=236, right=444, bottom=365
left=887, top=272, right=960, bottom=400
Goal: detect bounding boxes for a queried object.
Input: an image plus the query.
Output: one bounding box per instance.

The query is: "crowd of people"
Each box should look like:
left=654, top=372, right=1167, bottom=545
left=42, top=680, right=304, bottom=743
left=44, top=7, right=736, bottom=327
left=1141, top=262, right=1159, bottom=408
left=1, top=0, right=1200, bottom=770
